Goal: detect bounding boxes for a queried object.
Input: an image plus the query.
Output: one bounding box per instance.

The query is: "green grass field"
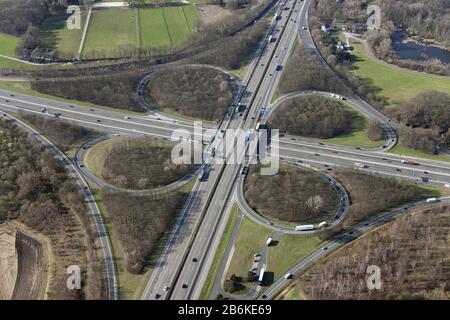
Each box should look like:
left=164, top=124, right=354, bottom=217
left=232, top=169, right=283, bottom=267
left=39, top=12, right=86, bottom=57
left=139, top=7, right=171, bottom=47
left=0, top=32, right=19, bottom=56
left=268, top=235, right=323, bottom=280
left=83, top=8, right=137, bottom=54
left=349, top=39, right=450, bottom=106
left=225, top=217, right=273, bottom=293
left=0, top=32, right=36, bottom=69
left=80, top=6, right=198, bottom=57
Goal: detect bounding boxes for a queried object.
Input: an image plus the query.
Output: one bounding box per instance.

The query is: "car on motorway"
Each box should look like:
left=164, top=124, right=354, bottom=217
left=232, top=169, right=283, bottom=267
left=275, top=64, right=283, bottom=71
left=182, top=283, right=188, bottom=289
left=284, top=273, right=293, bottom=280
left=41, top=108, right=48, bottom=113
left=302, top=26, right=307, bottom=30
left=96, top=119, right=102, bottom=122
left=192, top=257, right=198, bottom=262
left=124, top=116, right=131, bottom=119
left=163, top=286, right=169, bottom=292
left=240, top=165, right=249, bottom=175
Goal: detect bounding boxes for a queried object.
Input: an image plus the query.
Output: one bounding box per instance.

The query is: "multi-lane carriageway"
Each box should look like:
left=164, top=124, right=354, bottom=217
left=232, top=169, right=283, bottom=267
left=0, top=0, right=450, bottom=301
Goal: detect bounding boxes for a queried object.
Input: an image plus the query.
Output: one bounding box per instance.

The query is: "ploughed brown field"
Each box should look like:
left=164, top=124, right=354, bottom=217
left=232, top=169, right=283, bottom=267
left=0, top=227, right=46, bottom=300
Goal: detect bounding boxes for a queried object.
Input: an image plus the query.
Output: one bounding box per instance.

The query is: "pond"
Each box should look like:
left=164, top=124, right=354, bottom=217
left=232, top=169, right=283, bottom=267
left=392, top=32, right=450, bottom=64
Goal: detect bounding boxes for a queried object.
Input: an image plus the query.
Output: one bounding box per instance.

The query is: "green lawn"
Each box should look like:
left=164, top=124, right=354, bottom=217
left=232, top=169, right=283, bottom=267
left=0, top=32, right=36, bottom=69
left=182, top=5, right=199, bottom=33
left=0, top=32, right=19, bottom=56
left=268, top=235, right=323, bottom=280
left=0, top=57, right=36, bottom=69
left=199, top=203, right=239, bottom=300
left=39, top=12, right=86, bottom=57
left=139, top=7, right=171, bottom=47
left=163, top=6, right=192, bottom=46
left=83, top=8, right=137, bottom=54
left=348, top=39, right=450, bottom=106
left=225, top=217, right=273, bottom=290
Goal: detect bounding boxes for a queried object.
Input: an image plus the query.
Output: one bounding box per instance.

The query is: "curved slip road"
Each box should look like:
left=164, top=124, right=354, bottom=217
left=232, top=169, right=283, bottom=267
left=74, top=133, right=201, bottom=195
left=235, top=161, right=350, bottom=234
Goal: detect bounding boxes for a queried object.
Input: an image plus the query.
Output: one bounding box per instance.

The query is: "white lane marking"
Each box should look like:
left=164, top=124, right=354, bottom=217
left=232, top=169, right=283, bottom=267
left=0, top=103, right=176, bottom=139
left=0, top=94, right=213, bottom=133
left=277, top=138, right=450, bottom=169
left=278, top=145, right=450, bottom=178
left=276, top=153, right=450, bottom=185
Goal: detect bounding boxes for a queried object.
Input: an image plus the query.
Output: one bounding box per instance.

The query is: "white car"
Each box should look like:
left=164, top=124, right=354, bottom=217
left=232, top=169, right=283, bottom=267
left=284, top=273, right=293, bottom=279
left=163, top=286, right=169, bottom=292
left=124, top=116, right=131, bottom=119
left=302, top=26, right=307, bottom=30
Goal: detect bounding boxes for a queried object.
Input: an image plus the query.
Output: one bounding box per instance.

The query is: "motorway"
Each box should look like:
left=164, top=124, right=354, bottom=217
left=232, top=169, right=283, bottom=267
left=0, top=0, right=450, bottom=302
left=164, top=0, right=310, bottom=300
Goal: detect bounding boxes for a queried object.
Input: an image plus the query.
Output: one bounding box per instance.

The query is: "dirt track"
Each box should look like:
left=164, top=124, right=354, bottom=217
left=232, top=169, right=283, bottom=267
left=0, top=229, right=18, bottom=300
left=11, top=230, right=46, bottom=299
left=0, top=227, right=46, bottom=300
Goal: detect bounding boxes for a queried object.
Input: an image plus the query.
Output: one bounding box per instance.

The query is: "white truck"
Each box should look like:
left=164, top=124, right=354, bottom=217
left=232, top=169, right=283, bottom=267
left=258, top=268, right=265, bottom=284
left=295, top=225, right=315, bottom=231
left=318, top=221, right=328, bottom=228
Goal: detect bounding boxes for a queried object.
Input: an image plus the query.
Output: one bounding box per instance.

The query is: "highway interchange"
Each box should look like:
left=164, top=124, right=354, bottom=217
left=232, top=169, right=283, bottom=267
left=1, top=0, right=450, bottom=301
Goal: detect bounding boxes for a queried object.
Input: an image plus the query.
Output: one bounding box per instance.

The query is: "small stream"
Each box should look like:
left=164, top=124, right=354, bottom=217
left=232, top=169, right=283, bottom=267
left=392, top=32, right=450, bottom=64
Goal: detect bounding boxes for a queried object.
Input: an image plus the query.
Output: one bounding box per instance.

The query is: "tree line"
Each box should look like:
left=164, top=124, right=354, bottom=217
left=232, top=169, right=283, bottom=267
left=391, top=91, right=450, bottom=153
